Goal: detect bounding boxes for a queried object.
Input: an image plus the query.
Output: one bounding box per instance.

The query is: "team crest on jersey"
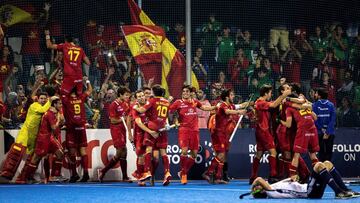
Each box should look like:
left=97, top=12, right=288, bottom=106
left=139, top=33, right=158, bottom=54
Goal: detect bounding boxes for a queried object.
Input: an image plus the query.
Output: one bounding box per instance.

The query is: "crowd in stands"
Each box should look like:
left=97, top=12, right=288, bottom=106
left=0, top=3, right=359, bottom=129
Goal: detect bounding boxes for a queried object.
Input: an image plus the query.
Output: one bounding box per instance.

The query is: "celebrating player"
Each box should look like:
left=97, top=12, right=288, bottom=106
left=203, top=89, right=246, bottom=184
left=16, top=98, right=64, bottom=183
left=45, top=30, right=90, bottom=96
left=134, top=85, right=172, bottom=186
left=170, top=85, right=216, bottom=184
left=98, top=86, right=132, bottom=182
left=250, top=85, right=291, bottom=184
left=0, top=92, right=55, bottom=183
left=61, top=79, right=92, bottom=182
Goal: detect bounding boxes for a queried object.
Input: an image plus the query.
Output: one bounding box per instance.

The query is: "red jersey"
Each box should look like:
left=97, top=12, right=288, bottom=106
left=142, top=97, right=170, bottom=129
left=37, top=110, right=57, bottom=138
left=254, top=99, right=271, bottom=131
left=215, top=102, right=235, bottom=132
left=109, top=99, right=130, bottom=127
left=62, top=93, right=89, bottom=126
left=170, top=99, right=202, bottom=129
left=56, top=42, right=87, bottom=79
left=286, top=107, right=316, bottom=129
left=131, top=102, right=149, bottom=132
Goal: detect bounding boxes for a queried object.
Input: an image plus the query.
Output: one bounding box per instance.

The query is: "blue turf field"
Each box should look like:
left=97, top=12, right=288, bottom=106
left=0, top=180, right=359, bottom=203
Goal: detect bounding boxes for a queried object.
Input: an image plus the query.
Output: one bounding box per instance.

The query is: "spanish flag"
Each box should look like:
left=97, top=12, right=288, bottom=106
left=122, top=25, right=165, bottom=65
left=128, top=0, right=199, bottom=98
left=0, top=4, right=35, bottom=27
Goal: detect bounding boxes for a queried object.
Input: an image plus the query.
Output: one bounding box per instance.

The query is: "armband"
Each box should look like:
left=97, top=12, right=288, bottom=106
left=86, top=80, right=90, bottom=85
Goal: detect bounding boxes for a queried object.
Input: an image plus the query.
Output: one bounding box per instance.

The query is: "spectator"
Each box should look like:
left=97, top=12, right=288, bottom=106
left=310, top=26, right=328, bottom=63
left=319, top=48, right=340, bottom=86
left=337, top=96, right=360, bottom=127
left=227, top=48, right=250, bottom=93
left=0, top=45, right=14, bottom=101
left=201, top=14, right=222, bottom=66
left=174, top=23, right=186, bottom=55
left=348, top=34, right=360, bottom=82
left=313, top=72, right=337, bottom=106
left=216, top=26, right=235, bottom=76
left=329, top=25, right=348, bottom=81
left=235, top=29, right=257, bottom=63
left=192, top=47, right=208, bottom=89
left=280, top=40, right=302, bottom=84
left=196, top=89, right=211, bottom=129
left=212, top=71, right=233, bottom=91
left=337, top=70, right=355, bottom=104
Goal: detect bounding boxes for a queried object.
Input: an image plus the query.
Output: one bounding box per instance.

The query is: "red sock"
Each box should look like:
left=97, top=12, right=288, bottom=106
left=269, top=156, right=277, bottom=177
left=151, top=158, right=159, bottom=175
left=144, top=153, right=152, bottom=173
left=298, top=157, right=310, bottom=179
left=51, top=160, right=63, bottom=177
left=135, top=157, right=141, bottom=174
left=81, top=155, right=89, bottom=175
left=283, top=158, right=291, bottom=177
left=250, top=157, right=260, bottom=179
left=138, top=163, right=144, bottom=174
left=102, top=157, right=119, bottom=174
left=185, top=157, right=195, bottom=174
left=180, top=155, right=187, bottom=174
left=69, top=154, right=77, bottom=176
left=17, top=163, right=37, bottom=182
left=207, top=157, right=220, bottom=174
left=215, top=161, right=224, bottom=179
left=162, top=155, right=170, bottom=173
left=119, top=158, right=128, bottom=178
left=289, top=164, right=298, bottom=177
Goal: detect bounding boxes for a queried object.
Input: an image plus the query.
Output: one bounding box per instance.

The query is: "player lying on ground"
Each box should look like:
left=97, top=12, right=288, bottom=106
left=250, top=161, right=360, bottom=199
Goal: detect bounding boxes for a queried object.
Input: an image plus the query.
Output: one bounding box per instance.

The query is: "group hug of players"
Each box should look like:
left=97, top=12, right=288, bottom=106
left=0, top=29, right=337, bottom=188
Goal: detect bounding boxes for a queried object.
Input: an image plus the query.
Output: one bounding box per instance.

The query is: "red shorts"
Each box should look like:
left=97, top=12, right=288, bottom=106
left=293, top=126, right=320, bottom=153
left=60, top=76, right=83, bottom=95
left=178, top=127, right=199, bottom=151
left=134, top=128, right=146, bottom=156
left=65, top=125, right=88, bottom=148
left=35, top=134, right=63, bottom=157
left=255, top=128, right=276, bottom=152
left=211, top=129, right=229, bottom=153
left=110, top=124, right=127, bottom=149
left=143, top=131, right=168, bottom=149
left=276, top=125, right=291, bottom=152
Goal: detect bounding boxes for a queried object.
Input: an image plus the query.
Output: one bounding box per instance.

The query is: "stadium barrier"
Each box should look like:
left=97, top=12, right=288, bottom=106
left=1, top=128, right=359, bottom=181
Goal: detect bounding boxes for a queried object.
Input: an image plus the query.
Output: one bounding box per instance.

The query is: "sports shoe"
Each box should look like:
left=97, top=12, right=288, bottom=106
left=132, top=171, right=141, bottom=180
left=139, top=171, right=152, bottom=181
left=98, top=169, right=105, bottom=182
left=180, top=174, right=187, bottom=185
left=138, top=181, right=146, bottom=187
left=122, top=176, right=133, bottom=183
left=79, top=173, right=89, bottom=182
left=69, top=174, right=80, bottom=183
left=214, top=179, right=229, bottom=184
left=162, top=172, right=172, bottom=186
left=49, top=176, right=68, bottom=183
left=336, top=191, right=353, bottom=199
left=347, top=190, right=360, bottom=198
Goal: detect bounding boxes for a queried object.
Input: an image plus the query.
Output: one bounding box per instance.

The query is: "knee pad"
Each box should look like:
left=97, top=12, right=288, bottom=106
left=0, top=143, right=26, bottom=180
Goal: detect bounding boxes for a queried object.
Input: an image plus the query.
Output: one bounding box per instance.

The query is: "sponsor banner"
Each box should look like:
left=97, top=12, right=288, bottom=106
left=2, top=128, right=360, bottom=180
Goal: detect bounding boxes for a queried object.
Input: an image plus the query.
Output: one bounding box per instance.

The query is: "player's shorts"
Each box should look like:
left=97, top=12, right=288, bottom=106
left=293, top=126, right=320, bottom=154
left=276, top=125, right=291, bottom=152
left=65, top=125, right=88, bottom=148
left=15, top=125, right=39, bottom=154
left=60, top=76, right=83, bottom=96
left=110, top=124, right=127, bottom=149
left=143, top=131, right=168, bottom=149
left=134, top=128, right=146, bottom=156
left=255, top=128, right=276, bottom=152
left=211, top=129, right=229, bottom=153
left=178, top=127, right=199, bottom=151
left=35, top=134, right=63, bottom=157
left=307, top=171, right=326, bottom=199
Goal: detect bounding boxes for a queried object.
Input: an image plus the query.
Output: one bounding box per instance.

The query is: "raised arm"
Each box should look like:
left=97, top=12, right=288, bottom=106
left=44, top=30, right=58, bottom=49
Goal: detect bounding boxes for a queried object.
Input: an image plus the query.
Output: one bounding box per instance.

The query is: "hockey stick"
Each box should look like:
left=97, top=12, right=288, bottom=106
left=158, top=124, right=179, bottom=132
left=229, top=94, right=254, bottom=142
left=121, top=116, right=135, bottom=151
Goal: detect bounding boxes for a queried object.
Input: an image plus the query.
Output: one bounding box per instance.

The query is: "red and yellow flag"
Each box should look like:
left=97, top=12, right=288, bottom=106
left=0, top=4, right=35, bottom=27
left=122, top=25, right=165, bottom=65
left=127, top=0, right=199, bottom=98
